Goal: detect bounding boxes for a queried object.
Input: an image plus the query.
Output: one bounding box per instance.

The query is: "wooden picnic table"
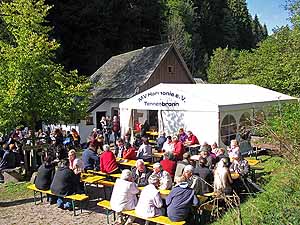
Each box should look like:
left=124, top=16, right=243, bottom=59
left=81, top=175, right=106, bottom=184
left=116, top=158, right=151, bottom=167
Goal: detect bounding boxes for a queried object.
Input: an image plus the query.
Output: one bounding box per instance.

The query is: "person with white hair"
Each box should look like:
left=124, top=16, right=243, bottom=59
left=110, top=169, right=139, bottom=225
left=214, top=158, right=233, bottom=195
left=100, top=144, right=119, bottom=174
left=172, top=136, right=185, bottom=161
left=182, top=165, right=202, bottom=195
left=132, top=159, right=152, bottom=187
left=152, top=162, right=172, bottom=190
left=135, top=174, right=163, bottom=218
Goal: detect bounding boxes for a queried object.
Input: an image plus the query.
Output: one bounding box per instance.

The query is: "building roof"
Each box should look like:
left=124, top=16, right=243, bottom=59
left=88, top=43, right=193, bottom=112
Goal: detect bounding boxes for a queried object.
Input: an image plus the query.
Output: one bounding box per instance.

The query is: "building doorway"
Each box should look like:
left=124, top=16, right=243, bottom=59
left=96, top=111, right=106, bottom=130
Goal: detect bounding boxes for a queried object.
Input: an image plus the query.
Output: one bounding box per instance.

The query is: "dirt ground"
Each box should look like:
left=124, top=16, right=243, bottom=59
left=0, top=185, right=145, bottom=225
left=0, top=184, right=117, bottom=225
left=0, top=198, right=113, bottom=225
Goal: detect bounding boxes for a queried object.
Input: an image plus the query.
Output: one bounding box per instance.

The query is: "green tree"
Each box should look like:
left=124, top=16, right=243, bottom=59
left=164, top=0, right=194, bottom=64
left=207, top=47, right=238, bottom=83
left=252, top=14, right=268, bottom=46
left=46, top=0, right=165, bottom=76
left=0, top=0, right=90, bottom=133
left=228, top=0, right=254, bottom=49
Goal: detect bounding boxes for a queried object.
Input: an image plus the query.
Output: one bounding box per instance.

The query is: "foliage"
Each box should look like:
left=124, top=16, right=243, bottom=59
left=213, top=161, right=300, bottom=225
left=45, top=0, right=165, bottom=75
left=164, top=0, right=194, bottom=64
left=207, top=47, right=239, bottom=83
left=0, top=0, right=90, bottom=133
left=256, top=103, right=300, bottom=162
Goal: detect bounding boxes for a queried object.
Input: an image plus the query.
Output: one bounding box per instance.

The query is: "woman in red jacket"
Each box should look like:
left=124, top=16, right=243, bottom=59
left=123, top=143, right=137, bottom=160
left=100, top=145, right=120, bottom=174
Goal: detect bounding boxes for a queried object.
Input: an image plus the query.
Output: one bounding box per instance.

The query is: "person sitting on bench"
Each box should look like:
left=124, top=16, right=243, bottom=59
left=135, top=174, right=164, bottom=218
left=50, top=159, right=80, bottom=210
left=110, top=169, right=139, bottom=225
left=34, top=156, right=56, bottom=203
left=131, top=159, right=152, bottom=187
left=35, top=156, right=55, bottom=190
left=100, top=144, right=120, bottom=174
left=166, top=176, right=199, bottom=223
left=0, top=144, right=16, bottom=183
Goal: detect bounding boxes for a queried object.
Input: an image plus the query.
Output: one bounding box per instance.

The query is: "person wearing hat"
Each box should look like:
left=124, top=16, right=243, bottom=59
left=152, top=162, right=172, bottom=190
left=110, top=169, right=139, bottom=225
left=199, top=146, right=215, bottom=170
left=166, top=176, right=199, bottom=223
left=135, top=174, right=163, bottom=218
left=174, top=152, right=192, bottom=177
left=123, top=142, right=137, bottom=160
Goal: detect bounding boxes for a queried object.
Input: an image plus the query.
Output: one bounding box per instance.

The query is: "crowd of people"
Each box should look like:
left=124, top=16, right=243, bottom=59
left=0, top=121, right=253, bottom=223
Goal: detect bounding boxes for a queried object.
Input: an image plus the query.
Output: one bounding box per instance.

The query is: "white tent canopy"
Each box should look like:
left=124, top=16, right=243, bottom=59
left=119, top=83, right=297, bottom=147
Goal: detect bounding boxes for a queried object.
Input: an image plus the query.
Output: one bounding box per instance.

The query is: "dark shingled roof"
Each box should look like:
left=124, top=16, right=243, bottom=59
left=88, top=43, right=173, bottom=112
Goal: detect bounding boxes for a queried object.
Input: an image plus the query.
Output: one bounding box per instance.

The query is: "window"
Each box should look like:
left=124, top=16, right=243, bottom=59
left=168, top=65, right=174, bottom=73
left=85, top=116, right=94, bottom=125
left=220, top=114, right=237, bottom=146
left=239, top=112, right=251, bottom=128
left=254, top=110, right=265, bottom=125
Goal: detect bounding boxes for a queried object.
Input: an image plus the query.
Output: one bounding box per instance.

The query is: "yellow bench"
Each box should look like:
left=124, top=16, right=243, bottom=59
left=97, top=200, right=186, bottom=225
left=27, top=184, right=88, bottom=216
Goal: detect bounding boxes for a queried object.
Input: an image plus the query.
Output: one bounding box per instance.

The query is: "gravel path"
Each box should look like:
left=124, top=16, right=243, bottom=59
left=0, top=198, right=112, bottom=225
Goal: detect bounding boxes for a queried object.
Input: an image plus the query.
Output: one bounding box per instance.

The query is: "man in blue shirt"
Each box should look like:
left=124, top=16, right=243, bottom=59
left=82, top=143, right=100, bottom=171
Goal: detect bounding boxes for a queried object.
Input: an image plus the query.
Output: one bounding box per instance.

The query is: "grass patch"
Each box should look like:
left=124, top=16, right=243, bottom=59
left=0, top=182, right=32, bottom=201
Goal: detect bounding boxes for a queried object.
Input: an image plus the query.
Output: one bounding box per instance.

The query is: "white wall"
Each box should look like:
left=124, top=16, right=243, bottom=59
left=160, top=110, right=219, bottom=145
left=78, top=100, right=122, bottom=143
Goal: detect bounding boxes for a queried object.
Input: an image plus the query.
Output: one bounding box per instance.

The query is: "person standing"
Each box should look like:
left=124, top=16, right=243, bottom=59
left=112, top=116, right=120, bottom=146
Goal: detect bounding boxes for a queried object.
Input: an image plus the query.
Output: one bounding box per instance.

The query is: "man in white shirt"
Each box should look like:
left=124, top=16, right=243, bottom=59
left=110, top=169, right=139, bottom=224
left=135, top=174, right=163, bottom=218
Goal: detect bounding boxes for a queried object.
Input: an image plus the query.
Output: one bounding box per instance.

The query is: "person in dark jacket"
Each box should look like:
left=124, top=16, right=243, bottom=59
left=156, top=131, right=167, bottom=151
left=35, top=156, right=55, bottom=190
left=131, top=159, right=152, bottom=187
left=194, top=158, right=213, bottom=195
left=50, top=159, right=79, bottom=209
left=166, top=176, right=199, bottom=223
left=82, top=143, right=100, bottom=171
left=0, top=144, right=16, bottom=170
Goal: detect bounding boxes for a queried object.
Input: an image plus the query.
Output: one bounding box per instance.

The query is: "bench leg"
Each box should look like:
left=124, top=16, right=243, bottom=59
left=106, top=209, right=110, bottom=224
left=33, top=191, right=37, bottom=205
left=72, top=200, right=76, bottom=216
